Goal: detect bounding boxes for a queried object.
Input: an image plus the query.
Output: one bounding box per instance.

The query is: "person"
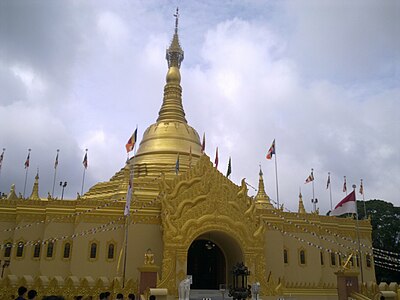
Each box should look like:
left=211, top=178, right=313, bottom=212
left=116, top=294, right=123, bottom=300
left=128, top=294, right=135, bottom=300
left=27, top=290, right=37, bottom=300
left=15, top=286, right=27, bottom=300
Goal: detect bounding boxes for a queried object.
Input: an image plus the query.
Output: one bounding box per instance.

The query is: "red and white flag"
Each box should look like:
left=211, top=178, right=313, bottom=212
left=24, top=152, right=30, bottom=169
left=330, top=190, right=356, bottom=216
left=266, top=139, right=275, bottom=160
left=359, top=179, right=364, bottom=195
left=305, top=170, right=314, bottom=183
left=343, top=176, right=347, bottom=193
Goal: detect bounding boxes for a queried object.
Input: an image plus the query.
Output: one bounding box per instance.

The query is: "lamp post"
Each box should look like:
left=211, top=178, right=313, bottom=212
left=60, top=181, right=67, bottom=200
left=311, top=198, right=318, bottom=212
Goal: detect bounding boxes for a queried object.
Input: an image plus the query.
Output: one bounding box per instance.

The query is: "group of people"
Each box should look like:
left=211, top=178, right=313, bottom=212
left=14, top=286, right=136, bottom=300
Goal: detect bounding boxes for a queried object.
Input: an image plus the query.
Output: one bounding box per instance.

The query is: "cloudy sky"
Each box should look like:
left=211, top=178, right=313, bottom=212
left=0, top=0, right=399, bottom=214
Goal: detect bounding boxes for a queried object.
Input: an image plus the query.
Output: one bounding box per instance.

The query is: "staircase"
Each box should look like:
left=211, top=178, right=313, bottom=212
left=190, top=289, right=233, bottom=300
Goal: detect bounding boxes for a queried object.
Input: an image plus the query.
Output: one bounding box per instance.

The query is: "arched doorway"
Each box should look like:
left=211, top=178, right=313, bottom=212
left=187, top=239, right=226, bottom=289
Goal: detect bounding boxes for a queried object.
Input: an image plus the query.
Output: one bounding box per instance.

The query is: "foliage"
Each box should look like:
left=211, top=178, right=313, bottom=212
left=357, top=199, right=400, bottom=283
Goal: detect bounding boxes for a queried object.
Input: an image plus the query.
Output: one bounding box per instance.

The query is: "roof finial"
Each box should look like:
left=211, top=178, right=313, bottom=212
left=174, top=7, right=179, bottom=34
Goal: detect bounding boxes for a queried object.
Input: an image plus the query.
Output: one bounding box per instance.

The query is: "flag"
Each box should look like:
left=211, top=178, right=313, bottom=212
left=359, top=179, right=363, bottom=195
left=226, top=157, right=231, bottom=177
left=24, top=152, right=30, bottom=169
left=124, top=180, right=132, bottom=216
left=54, top=152, right=59, bottom=169
left=305, top=170, right=314, bottom=183
left=175, top=153, right=180, bottom=175
left=330, top=190, right=356, bottom=216
left=326, top=173, right=330, bottom=189
left=343, top=176, right=347, bottom=193
left=0, top=149, right=4, bottom=169
left=214, top=147, right=219, bottom=168
left=201, top=133, right=205, bottom=154
left=125, top=128, right=138, bottom=153
left=83, top=152, right=88, bottom=169
left=266, top=139, right=275, bottom=160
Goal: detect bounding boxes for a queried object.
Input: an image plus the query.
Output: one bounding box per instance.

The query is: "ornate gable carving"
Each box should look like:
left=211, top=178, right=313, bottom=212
left=160, top=154, right=264, bottom=248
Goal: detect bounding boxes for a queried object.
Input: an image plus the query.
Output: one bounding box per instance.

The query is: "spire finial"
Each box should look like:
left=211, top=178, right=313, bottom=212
left=174, top=7, right=179, bottom=34
left=259, top=164, right=263, bottom=177
left=255, top=166, right=273, bottom=209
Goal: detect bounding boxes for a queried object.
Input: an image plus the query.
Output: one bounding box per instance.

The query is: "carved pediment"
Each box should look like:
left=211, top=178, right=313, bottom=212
left=159, top=155, right=264, bottom=247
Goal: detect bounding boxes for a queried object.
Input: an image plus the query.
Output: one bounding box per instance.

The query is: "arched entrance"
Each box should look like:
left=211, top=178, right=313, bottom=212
left=186, top=231, right=244, bottom=290
left=187, top=239, right=225, bottom=289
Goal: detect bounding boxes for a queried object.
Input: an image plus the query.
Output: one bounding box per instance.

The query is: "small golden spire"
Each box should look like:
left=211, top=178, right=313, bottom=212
left=7, top=184, right=18, bottom=200
left=298, top=188, right=306, bottom=214
left=29, top=170, right=40, bottom=200
left=157, top=7, right=187, bottom=124
left=255, top=166, right=273, bottom=209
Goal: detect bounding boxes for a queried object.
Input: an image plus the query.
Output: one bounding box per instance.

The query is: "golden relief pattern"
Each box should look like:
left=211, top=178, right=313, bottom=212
left=158, top=155, right=268, bottom=294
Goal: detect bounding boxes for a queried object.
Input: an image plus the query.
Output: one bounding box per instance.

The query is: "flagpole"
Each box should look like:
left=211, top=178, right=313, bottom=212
left=81, top=149, right=88, bottom=196
left=0, top=148, right=5, bottom=188
left=23, top=149, right=31, bottom=198
left=329, top=172, right=333, bottom=211
left=353, top=184, right=365, bottom=284
left=122, top=139, right=137, bottom=288
left=361, top=179, right=367, bottom=219
left=311, top=168, right=315, bottom=212
left=52, top=149, right=60, bottom=198
left=274, top=146, right=280, bottom=208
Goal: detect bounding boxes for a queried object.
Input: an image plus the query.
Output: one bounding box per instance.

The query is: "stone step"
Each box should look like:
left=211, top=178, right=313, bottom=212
left=189, top=289, right=233, bottom=300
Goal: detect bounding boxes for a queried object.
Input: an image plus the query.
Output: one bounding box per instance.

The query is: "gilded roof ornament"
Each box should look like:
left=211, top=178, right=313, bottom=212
left=29, top=170, right=41, bottom=200
left=298, top=189, right=306, bottom=214
left=166, top=7, right=184, bottom=69
left=255, top=166, right=273, bottom=209
left=7, top=184, right=18, bottom=200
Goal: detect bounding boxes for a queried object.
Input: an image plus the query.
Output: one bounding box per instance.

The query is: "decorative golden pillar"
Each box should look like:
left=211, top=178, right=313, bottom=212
left=138, top=249, right=160, bottom=295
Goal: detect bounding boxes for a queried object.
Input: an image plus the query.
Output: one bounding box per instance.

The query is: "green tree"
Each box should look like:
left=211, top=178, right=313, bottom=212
left=357, top=199, right=400, bottom=283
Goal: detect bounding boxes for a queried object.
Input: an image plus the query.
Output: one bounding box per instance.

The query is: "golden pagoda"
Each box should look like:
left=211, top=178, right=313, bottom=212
left=0, top=10, right=377, bottom=300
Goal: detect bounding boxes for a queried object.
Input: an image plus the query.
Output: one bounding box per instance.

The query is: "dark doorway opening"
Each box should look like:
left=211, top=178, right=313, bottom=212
left=187, top=239, right=226, bottom=289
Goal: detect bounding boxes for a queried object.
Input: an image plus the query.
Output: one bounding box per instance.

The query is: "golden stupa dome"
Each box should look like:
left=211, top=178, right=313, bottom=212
left=132, top=12, right=201, bottom=178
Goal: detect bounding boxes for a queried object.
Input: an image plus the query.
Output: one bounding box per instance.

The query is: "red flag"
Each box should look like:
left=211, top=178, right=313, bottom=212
left=201, top=133, right=205, bottom=154
left=330, top=190, right=356, bottom=216
left=125, top=128, right=138, bottom=153
left=214, top=147, right=219, bottom=168
left=83, top=152, right=88, bottom=169
left=266, top=139, right=275, bottom=160
left=343, top=176, right=347, bottom=193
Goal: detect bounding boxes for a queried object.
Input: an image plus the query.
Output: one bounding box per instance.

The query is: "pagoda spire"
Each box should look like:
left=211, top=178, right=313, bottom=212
left=298, top=189, right=306, bottom=214
left=29, top=170, right=40, bottom=200
left=255, top=166, right=273, bottom=209
left=157, top=7, right=187, bottom=123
